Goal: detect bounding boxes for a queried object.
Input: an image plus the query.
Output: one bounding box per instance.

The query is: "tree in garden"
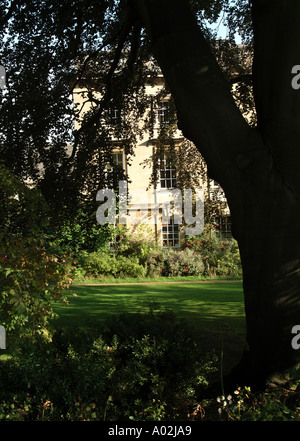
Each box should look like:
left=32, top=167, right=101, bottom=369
left=1, top=0, right=299, bottom=387
left=128, top=0, right=300, bottom=387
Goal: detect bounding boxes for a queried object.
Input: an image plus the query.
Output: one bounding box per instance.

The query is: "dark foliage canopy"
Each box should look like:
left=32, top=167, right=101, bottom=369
left=0, top=0, right=252, bottom=220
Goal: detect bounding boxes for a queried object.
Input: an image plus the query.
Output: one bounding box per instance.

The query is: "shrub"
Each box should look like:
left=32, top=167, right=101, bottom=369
left=0, top=236, right=72, bottom=347
left=0, top=328, right=113, bottom=421
left=49, top=210, right=112, bottom=256
left=112, top=224, right=158, bottom=266
left=146, top=248, right=204, bottom=278
left=101, top=309, right=218, bottom=420
left=214, top=240, right=242, bottom=277
left=184, top=227, right=242, bottom=278
left=81, top=252, right=114, bottom=277
left=81, top=252, right=146, bottom=279
left=73, top=224, right=242, bottom=281
left=0, top=309, right=218, bottom=421
left=212, top=382, right=300, bottom=421
left=146, top=250, right=166, bottom=278
left=115, top=255, right=146, bottom=278
left=161, top=248, right=204, bottom=277
left=0, top=164, right=72, bottom=347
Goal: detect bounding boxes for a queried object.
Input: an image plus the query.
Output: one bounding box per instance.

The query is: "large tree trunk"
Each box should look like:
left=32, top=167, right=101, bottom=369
left=232, top=145, right=300, bottom=386
left=130, top=0, right=300, bottom=386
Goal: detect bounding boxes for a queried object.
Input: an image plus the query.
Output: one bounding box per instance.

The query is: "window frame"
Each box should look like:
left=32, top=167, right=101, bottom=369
left=161, top=217, right=180, bottom=248
left=156, top=100, right=170, bottom=126
left=216, top=215, right=232, bottom=239
left=158, top=150, right=177, bottom=190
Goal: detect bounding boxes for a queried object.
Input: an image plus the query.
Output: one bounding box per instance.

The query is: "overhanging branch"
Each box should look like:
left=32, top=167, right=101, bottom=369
left=129, top=0, right=254, bottom=182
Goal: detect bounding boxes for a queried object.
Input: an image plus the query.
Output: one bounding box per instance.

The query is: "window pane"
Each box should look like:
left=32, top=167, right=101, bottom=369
left=161, top=219, right=180, bottom=247
left=159, top=151, right=177, bottom=189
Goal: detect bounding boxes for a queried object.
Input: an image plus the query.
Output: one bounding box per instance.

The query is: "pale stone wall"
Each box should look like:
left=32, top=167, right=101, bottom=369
left=73, top=75, right=229, bottom=245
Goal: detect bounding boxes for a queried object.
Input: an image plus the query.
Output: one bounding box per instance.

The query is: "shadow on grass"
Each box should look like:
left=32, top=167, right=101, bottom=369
left=52, top=281, right=246, bottom=375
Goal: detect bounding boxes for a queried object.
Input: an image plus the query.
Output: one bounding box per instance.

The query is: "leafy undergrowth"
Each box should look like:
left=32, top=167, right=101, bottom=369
left=199, top=379, right=300, bottom=421
left=0, top=308, right=299, bottom=421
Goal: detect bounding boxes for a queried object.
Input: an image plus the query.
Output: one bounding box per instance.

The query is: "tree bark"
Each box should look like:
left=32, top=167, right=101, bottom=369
left=234, top=148, right=300, bottom=386
left=129, top=0, right=300, bottom=386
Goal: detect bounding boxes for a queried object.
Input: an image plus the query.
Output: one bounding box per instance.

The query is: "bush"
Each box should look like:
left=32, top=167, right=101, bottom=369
left=72, top=225, right=242, bottom=281
left=80, top=252, right=113, bottom=277
left=184, top=227, right=242, bottom=278
left=49, top=211, right=113, bottom=256
left=1, top=309, right=299, bottom=422
left=0, top=237, right=72, bottom=347
left=115, top=255, right=146, bottom=278
left=112, top=224, right=158, bottom=266
left=161, top=248, right=204, bottom=277
left=146, top=248, right=204, bottom=278
left=0, top=309, right=218, bottom=421
left=146, top=250, right=166, bottom=278
left=211, top=381, right=300, bottom=421
left=0, top=164, right=72, bottom=347
left=0, top=328, right=113, bottom=421
left=101, top=308, right=218, bottom=420
left=81, top=252, right=146, bottom=279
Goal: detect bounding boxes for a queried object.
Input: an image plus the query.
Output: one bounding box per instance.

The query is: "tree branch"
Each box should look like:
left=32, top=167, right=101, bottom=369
left=0, top=0, right=26, bottom=29
left=67, top=9, right=136, bottom=163
left=128, top=0, right=254, bottom=185
left=230, top=73, right=252, bottom=85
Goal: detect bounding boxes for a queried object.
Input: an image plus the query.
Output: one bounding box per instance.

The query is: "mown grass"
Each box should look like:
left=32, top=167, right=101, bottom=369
left=53, top=280, right=246, bottom=375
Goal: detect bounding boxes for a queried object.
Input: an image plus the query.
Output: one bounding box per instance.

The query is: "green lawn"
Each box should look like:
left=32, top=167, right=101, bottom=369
left=53, top=280, right=246, bottom=374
